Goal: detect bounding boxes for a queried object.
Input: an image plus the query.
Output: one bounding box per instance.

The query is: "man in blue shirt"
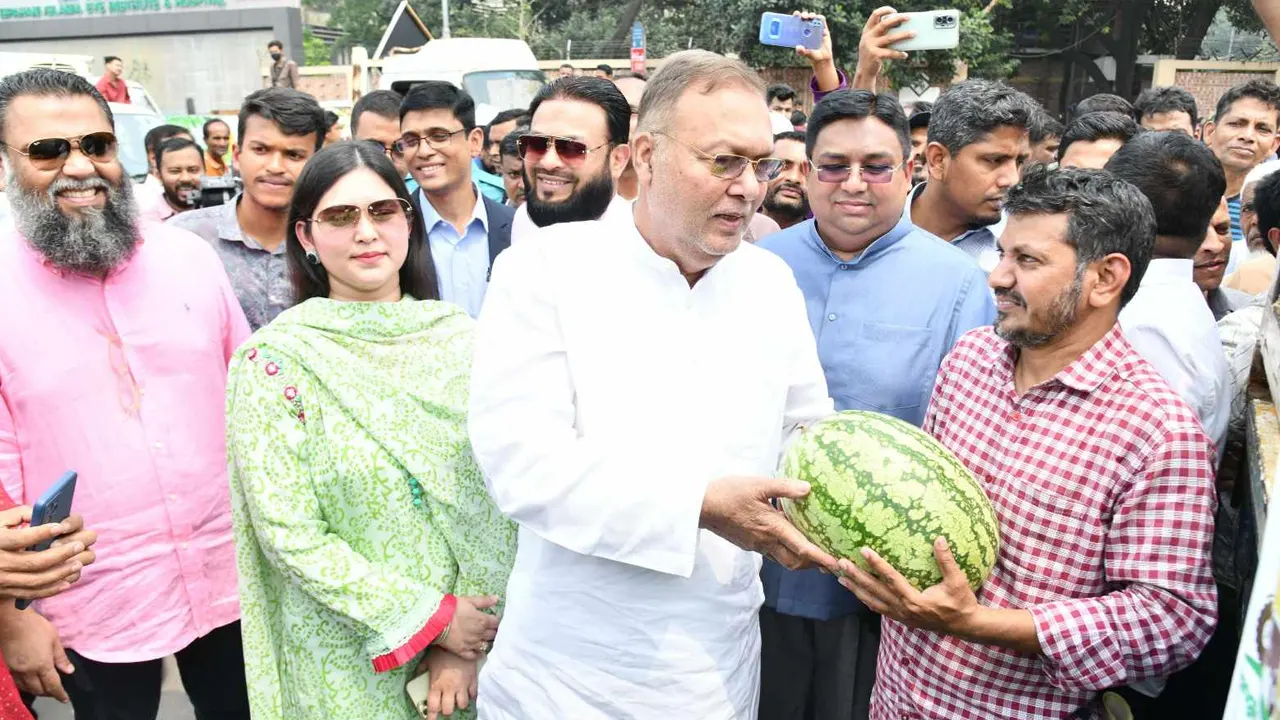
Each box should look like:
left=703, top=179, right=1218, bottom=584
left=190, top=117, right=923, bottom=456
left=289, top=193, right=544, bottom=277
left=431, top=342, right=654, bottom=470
left=757, top=89, right=994, bottom=720
left=399, top=82, right=514, bottom=317
left=904, top=80, right=1037, bottom=274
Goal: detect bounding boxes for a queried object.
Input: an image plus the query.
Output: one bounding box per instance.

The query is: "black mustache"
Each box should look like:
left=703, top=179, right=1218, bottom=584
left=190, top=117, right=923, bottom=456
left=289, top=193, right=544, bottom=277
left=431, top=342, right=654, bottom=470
left=994, top=289, right=1025, bottom=307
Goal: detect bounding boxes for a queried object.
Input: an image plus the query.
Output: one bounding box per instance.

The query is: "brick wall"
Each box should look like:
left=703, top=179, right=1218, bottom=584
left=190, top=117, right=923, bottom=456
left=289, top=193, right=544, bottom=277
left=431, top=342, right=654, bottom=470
left=1175, top=69, right=1275, bottom=120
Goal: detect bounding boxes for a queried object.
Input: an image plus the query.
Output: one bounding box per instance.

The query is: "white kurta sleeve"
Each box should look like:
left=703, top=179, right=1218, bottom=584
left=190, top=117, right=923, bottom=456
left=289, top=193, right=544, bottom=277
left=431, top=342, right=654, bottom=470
left=468, top=242, right=706, bottom=578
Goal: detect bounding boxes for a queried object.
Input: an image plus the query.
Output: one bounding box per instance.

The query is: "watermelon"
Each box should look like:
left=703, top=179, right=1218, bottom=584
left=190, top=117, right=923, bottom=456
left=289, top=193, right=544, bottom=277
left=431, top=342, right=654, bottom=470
left=779, top=410, right=999, bottom=592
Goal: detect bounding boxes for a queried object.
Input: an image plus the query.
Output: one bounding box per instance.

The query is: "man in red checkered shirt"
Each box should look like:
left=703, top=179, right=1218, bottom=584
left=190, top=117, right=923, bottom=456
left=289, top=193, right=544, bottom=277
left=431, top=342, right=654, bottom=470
left=838, top=166, right=1219, bottom=720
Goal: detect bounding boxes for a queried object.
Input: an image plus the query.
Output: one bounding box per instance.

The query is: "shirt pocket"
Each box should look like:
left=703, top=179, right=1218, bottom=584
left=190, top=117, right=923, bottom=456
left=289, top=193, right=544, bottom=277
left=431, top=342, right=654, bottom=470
left=836, top=321, right=935, bottom=414
left=1006, top=485, right=1104, bottom=595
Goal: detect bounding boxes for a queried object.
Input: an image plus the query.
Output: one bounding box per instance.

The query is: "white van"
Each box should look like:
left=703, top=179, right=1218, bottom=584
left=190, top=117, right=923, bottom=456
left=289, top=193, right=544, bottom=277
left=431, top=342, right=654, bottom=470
left=377, top=38, right=546, bottom=125
left=108, top=102, right=166, bottom=183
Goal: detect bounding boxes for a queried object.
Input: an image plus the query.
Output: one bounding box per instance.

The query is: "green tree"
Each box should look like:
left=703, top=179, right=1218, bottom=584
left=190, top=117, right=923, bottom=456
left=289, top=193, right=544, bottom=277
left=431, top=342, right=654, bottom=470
left=330, top=0, right=400, bottom=52
left=303, top=28, right=333, bottom=65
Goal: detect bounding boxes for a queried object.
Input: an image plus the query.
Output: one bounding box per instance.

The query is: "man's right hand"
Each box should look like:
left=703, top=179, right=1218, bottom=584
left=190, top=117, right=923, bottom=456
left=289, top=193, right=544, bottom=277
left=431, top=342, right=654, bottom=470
left=793, top=11, right=841, bottom=93
left=0, top=609, right=73, bottom=703
left=0, top=509, right=96, bottom=601
left=700, top=477, right=837, bottom=571
left=853, top=7, right=915, bottom=91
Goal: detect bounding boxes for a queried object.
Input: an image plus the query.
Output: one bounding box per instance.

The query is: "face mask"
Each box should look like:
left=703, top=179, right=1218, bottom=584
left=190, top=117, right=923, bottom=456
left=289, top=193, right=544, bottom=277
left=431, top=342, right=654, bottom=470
left=270, top=52, right=282, bottom=61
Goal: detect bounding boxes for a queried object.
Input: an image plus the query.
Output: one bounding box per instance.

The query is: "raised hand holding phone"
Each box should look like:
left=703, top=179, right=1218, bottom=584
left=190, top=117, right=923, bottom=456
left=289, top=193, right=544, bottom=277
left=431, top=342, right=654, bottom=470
left=790, top=11, right=840, bottom=95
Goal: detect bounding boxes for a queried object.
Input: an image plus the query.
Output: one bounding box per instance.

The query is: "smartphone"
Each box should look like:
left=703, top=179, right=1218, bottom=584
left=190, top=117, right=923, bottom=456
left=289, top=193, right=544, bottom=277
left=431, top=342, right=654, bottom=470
left=890, top=9, right=961, bottom=52
left=759, top=12, right=825, bottom=51
left=17, top=471, right=77, bottom=610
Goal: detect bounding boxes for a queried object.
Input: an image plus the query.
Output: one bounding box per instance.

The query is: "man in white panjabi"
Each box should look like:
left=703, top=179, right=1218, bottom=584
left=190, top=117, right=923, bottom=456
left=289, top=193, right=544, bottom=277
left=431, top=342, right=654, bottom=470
left=468, top=50, right=838, bottom=719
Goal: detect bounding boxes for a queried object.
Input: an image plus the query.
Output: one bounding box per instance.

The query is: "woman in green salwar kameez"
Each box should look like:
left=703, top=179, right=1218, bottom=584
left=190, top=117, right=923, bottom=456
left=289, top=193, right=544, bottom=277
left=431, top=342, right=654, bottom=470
left=225, top=141, right=515, bottom=720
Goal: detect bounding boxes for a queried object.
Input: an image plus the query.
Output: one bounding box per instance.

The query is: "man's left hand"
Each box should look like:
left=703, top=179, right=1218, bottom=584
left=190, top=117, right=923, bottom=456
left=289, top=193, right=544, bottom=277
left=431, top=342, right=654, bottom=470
left=837, top=536, right=978, bottom=636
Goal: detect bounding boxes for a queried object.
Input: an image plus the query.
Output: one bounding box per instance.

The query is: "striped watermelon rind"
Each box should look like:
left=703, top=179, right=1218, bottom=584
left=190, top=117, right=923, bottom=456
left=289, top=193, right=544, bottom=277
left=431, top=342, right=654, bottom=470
left=779, top=410, right=999, bottom=592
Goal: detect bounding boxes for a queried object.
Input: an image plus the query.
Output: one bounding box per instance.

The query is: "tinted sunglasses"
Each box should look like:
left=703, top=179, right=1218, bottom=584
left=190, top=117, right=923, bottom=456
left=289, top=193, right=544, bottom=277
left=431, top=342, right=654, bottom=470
left=814, top=161, right=905, bottom=185
left=306, top=198, right=414, bottom=230
left=654, top=132, right=784, bottom=182
left=517, top=134, right=609, bottom=165
left=1, top=132, right=118, bottom=170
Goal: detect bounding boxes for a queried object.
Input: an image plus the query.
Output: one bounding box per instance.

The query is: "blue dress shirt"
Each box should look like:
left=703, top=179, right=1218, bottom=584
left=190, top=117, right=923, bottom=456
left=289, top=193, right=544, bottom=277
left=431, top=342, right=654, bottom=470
left=903, top=182, right=1005, bottom=274
left=757, top=216, right=996, bottom=620
left=472, top=159, right=506, bottom=203
left=419, top=185, right=491, bottom=318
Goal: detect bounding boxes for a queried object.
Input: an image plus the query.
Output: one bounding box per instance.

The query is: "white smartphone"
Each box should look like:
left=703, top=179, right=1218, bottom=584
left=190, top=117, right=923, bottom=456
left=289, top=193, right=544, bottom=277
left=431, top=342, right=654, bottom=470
left=889, top=9, right=961, bottom=52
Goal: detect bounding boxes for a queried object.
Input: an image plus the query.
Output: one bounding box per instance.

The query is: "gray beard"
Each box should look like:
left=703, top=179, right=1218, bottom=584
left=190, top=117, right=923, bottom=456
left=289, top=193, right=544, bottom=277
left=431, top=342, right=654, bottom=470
left=6, top=168, right=141, bottom=275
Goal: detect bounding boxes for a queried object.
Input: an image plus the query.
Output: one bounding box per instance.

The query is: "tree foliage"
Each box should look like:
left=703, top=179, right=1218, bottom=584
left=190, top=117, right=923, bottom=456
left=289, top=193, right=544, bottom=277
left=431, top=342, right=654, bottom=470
left=322, top=0, right=1263, bottom=95
left=303, top=28, right=333, bottom=65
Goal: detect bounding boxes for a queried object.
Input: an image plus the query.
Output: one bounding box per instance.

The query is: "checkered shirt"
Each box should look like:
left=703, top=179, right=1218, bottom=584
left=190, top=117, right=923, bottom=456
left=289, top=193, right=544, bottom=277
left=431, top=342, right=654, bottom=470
left=870, top=325, right=1218, bottom=720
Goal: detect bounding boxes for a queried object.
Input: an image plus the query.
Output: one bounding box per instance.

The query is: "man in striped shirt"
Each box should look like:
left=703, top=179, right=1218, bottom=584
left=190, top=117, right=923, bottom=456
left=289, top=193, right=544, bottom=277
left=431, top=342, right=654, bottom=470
left=1202, top=80, right=1280, bottom=273
left=838, top=167, right=1218, bottom=720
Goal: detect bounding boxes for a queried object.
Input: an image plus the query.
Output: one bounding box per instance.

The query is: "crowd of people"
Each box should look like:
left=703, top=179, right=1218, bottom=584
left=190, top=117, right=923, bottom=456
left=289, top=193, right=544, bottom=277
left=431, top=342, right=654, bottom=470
left=1, top=5, right=1279, bottom=720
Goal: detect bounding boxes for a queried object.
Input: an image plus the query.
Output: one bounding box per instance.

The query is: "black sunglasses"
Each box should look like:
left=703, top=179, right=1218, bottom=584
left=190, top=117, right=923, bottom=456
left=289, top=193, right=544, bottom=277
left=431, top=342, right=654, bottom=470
left=0, top=132, right=118, bottom=170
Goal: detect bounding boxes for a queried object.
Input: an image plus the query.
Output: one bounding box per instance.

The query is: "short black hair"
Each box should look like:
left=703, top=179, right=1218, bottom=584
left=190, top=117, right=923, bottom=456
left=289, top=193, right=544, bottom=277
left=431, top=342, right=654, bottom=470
left=1134, top=86, right=1198, bottom=126
left=1105, top=131, right=1227, bottom=252
left=1215, top=79, right=1280, bottom=124
left=790, top=109, right=807, bottom=126
left=324, top=110, right=340, bottom=132
left=1004, top=165, right=1156, bottom=306
left=268, top=40, right=283, bottom=50
left=929, top=79, right=1037, bottom=154
left=807, top=89, right=910, bottom=161
left=399, top=81, right=476, bottom=130
left=626, top=72, right=648, bottom=82
left=1028, top=109, right=1063, bottom=143
left=488, top=108, right=530, bottom=131
left=202, top=117, right=230, bottom=139
left=1069, top=93, right=1133, bottom=123
left=499, top=124, right=528, bottom=160
left=1057, top=111, right=1141, bottom=161
left=907, top=101, right=932, bottom=130
left=1255, top=170, right=1280, bottom=254
left=104, top=55, right=121, bottom=65
left=154, top=136, right=204, bottom=170
left=767, top=83, right=797, bottom=105
left=775, top=130, right=805, bottom=145
left=288, top=140, right=438, bottom=303
left=529, top=76, right=631, bottom=145
left=238, top=87, right=326, bottom=151
left=144, top=124, right=192, bottom=154
left=350, top=90, right=402, bottom=136
left=596, top=64, right=614, bottom=77
left=0, top=69, right=114, bottom=144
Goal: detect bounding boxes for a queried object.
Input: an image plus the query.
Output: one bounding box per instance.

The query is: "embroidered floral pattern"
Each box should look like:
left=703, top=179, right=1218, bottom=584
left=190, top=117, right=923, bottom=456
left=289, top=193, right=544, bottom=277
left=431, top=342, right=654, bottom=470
left=226, top=299, right=515, bottom=720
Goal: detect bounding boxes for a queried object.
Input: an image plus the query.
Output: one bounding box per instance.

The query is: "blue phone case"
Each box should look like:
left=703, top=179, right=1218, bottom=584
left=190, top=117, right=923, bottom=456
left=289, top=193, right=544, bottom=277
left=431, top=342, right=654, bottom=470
left=16, top=472, right=78, bottom=610
left=759, top=13, right=825, bottom=50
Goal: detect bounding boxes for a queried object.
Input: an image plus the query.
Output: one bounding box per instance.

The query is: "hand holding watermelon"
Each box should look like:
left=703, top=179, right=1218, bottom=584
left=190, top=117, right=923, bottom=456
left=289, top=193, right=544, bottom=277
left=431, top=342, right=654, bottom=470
left=699, top=477, right=840, bottom=571
left=837, top=537, right=980, bottom=636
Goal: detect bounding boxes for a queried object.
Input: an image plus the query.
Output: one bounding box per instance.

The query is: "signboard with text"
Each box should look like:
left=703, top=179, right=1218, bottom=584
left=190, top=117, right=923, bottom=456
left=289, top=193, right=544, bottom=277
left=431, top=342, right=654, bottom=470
left=630, top=21, right=645, bottom=75
left=0, top=0, right=293, bottom=21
